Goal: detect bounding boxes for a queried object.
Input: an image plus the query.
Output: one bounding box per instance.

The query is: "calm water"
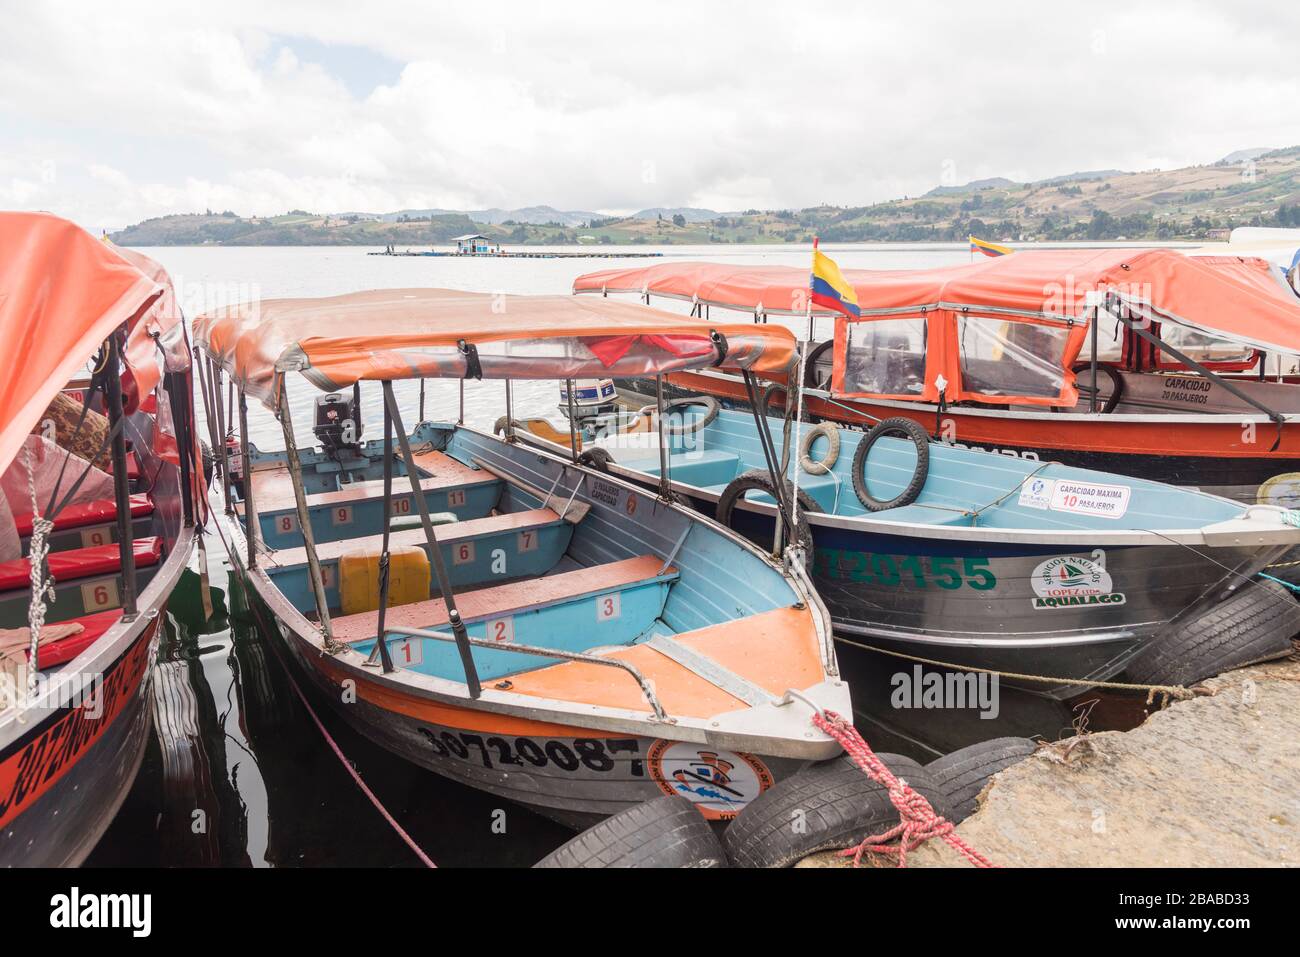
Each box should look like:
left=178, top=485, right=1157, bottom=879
left=85, top=243, right=1103, bottom=867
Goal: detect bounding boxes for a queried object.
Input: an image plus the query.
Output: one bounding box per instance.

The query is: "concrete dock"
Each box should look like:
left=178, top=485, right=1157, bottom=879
left=801, top=655, right=1300, bottom=867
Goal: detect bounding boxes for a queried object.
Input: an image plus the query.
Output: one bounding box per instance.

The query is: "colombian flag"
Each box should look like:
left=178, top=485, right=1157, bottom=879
left=970, top=235, right=1013, bottom=258
left=810, top=239, right=860, bottom=319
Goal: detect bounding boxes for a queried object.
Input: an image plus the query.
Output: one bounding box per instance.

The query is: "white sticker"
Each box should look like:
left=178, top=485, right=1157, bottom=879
left=453, top=541, right=476, bottom=565
left=1017, top=477, right=1054, bottom=511
left=79, top=525, right=111, bottom=548
left=319, top=564, right=335, bottom=589
left=332, top=505, right=353, bottom=526
left=275, top=513, right=298, bottom=534
left=596, top=592, right=621, bottom=622
left=517, top=529, right=538, bottom=553
left=81, top=578, right=120, bottom=611
left=1050, top=480, right=1131, bottom=519
left=486, top=616, right=515, bottom=643
left=392, top=637, right=423, bottom=667
left=447, top=489, right=467, bottom=508
left=392, top=497, right=412, bottom=515
left=1030, top=556, right=1126, bottom=610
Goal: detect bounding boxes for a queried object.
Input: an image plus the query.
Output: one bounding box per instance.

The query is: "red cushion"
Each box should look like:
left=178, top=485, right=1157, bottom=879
left=29, top=608, right=123, bottom=669
left=0, top=536, right=163, bottom=591
left=13, top=493, right=153, bottom=538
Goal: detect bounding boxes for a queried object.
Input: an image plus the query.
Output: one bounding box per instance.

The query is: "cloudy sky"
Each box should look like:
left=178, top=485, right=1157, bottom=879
left=2, top=1, right=1298, bottom=230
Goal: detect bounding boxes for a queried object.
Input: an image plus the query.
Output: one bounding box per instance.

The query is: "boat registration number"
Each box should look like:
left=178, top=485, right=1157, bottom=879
left=814, top=549, right=997, bottom=589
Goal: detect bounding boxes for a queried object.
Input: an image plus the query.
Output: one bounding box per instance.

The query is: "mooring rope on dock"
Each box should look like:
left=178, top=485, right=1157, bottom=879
left=812, top=710, right=995, bottom=868
left=833, top=635, right=1198, bottom=702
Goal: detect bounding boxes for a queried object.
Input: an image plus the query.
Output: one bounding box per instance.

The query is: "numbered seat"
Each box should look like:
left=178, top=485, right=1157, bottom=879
left=13, top=493, right=155, bottom=555
left=0, top=537, right=165, bottom=625
left=266, top=507, right=580, bottom=610
left=19, top=608, right=124, bottom=672
left=336, top=555, right=679, bottom=683
left=246, top=456, right=502, bottom=548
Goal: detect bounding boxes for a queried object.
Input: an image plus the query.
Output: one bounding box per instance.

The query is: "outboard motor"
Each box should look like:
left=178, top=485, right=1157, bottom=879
left=313, top=384, right=363, bottom=459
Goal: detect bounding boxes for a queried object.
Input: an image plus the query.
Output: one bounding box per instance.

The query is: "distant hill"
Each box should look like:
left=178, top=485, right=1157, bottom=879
left=631, top=207, right=720, bottom=222
left=926, top=177, right=1018, bottom=196
left=1218, top=148, right=1274, bottom=165
left=111, top=146, right=1300, bottom=245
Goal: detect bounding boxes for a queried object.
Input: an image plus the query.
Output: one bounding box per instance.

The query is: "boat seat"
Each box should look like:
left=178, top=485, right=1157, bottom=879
left=247, top=453, right=502, bottom=548
left=0, top=536, right=164, bottom=624
left=14, top=493, right=155, bottom=554
left=337, top=555, right=680, bottom=683
left=267, top=507, right=577, bottom=608
left=23, top=608, right=124, bottom=671
left=645, top=449, right=742, bottom=488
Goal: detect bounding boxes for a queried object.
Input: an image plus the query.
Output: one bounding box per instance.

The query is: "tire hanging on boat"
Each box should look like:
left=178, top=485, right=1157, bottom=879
left=715, top=468, right=820, bottom=554
left=803, top=339, right=835, bottom=391
left=1124, top=578, right=1300, bottom=688
left=759, top=383, right=812, bottom=422
left=925, top=737, right=1038, bottom=824
left=1056, top=361, right=1123, bottom=414
left=721, top=753, right=950, bottom=868
left=576, top=447, right=613, bottom=472
left=851, top=417, right=930, bottom=511
left=533, top=795, right=728, bottom=868
left=635, top=396, right=720, bottom=435
left=799, top=423, right=840, bottom=475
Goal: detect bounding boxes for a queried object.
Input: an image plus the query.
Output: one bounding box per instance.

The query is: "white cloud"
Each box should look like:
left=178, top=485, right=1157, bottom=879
left=1, top=0, right=1297, bottom=229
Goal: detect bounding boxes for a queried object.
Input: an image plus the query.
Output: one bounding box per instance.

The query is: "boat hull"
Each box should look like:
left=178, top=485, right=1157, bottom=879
left=0, top=618, right=158, bottom=867
left=263, top=603, right=805, bottom=828
left=632, top=485, right=1284, bottom=698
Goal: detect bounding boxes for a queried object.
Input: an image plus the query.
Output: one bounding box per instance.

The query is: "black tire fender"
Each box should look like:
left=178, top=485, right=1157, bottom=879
left=534, top=795, right=727, bottom=868
left=803, top=339, right=835, bottom=391
left=799, top=423, right=840, bottom=475
left=715, top=468, right=820, bottom=553
left=635, top=396, right=720, bottom=435
left=851, top=417, right=931, bottom=511
left=1059, top=361, right=1123, bottom=414
left=722, top=753, right=951, bottom=868
left=1125, top=578, right=1300, bottom=687
left=925, top=737, right=1038, bottom=824
left=576, top=447, right=614, bottom=472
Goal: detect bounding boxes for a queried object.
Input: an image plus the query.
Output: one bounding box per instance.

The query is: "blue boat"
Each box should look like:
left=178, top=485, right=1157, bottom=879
left=513, top=401, right=1300, bottom=696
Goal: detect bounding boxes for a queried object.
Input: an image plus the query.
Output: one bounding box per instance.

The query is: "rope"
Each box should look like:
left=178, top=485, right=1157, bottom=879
left=205, top=492, right=436, bottom=867
left=833, top=634, right=1197, bottom=702
left=24, top=446, right=56, bottom=702
left=812, top=710, right=994, bottom=868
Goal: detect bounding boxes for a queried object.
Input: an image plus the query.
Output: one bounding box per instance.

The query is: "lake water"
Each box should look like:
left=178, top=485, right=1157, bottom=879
left=86, top=243, right=1087, bottom=867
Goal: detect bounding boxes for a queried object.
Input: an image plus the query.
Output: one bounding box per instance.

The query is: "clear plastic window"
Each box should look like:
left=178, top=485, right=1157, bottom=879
left=1156, top=324, right=1256, bottom=366
left=956, top=316, right=1071, bottom=399
left=842, top=318, right=927, bottom=395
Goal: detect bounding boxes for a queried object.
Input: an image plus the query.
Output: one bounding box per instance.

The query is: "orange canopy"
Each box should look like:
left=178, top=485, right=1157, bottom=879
left=194, top=288, right=796, bottom=409
left=575, top=250, right=1300, bottom=406
left=574, top=249, right=1300, bottom=351
left=0, top=212, right=164, bottom=473
left=110, top=244, right=191, bottom=410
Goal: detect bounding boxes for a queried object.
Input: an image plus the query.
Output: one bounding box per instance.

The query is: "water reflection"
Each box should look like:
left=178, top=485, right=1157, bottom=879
left=88, top=556, right=570, bottom=868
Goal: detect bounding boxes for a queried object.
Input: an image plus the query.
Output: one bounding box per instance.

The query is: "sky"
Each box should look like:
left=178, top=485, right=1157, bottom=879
left=2, top=1, right=1298, bottom=231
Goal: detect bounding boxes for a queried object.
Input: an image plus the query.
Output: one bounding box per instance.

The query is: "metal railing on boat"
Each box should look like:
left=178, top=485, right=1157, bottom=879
left=381, top=624, right=669, bottom=721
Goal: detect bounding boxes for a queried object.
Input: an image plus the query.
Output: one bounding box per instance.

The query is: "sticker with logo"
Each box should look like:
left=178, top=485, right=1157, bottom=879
left=1030, top=555, right=1126, bottom=610
left=1018, top=477, right=1054, bottom=511
left=646, top=741, right=773, bottom=820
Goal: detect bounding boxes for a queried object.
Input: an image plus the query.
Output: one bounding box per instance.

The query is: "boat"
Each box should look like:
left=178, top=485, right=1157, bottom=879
left=506, top=393, right=1300, bottom=696
left=194, top=288, right=849, bottom=825
left=572, top=245, right=1300, bottom=507
left=0, top=212, right=199, bottom=866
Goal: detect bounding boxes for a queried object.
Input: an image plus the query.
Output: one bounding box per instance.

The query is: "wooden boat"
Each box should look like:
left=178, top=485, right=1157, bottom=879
left=573, top=246, right=1300, bottom=506
left=508, top=398, right=1300, bottom=696
left=194, top=289, right=848, bottom=825
left=0, top=213, right=199, bottom=866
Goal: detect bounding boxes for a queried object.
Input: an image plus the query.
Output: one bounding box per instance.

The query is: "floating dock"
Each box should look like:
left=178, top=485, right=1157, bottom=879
left=367, top=249, right=664, bottom=259
left=801, top=655, right=1300, bottom=867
